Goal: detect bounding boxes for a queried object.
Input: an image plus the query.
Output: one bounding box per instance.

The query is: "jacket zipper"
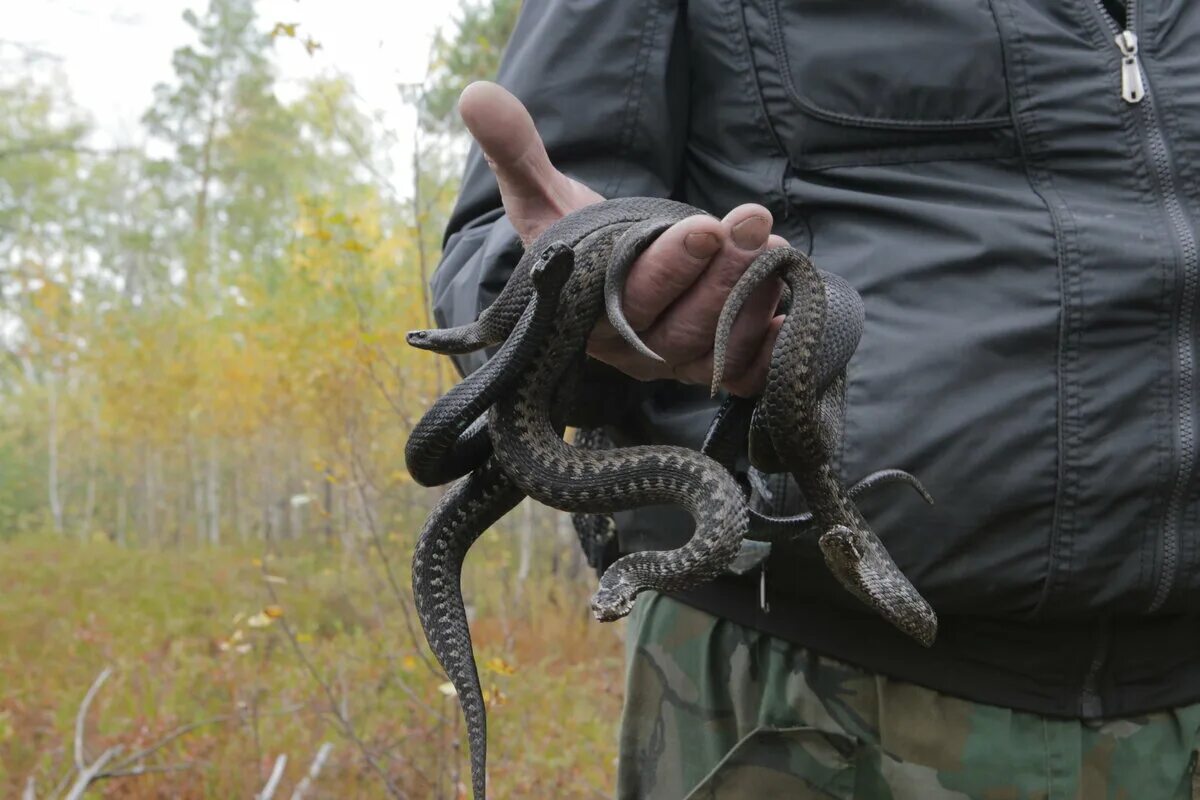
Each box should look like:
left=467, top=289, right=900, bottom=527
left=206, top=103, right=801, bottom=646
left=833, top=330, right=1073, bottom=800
left=1092, top=0, right=1199, bottom=613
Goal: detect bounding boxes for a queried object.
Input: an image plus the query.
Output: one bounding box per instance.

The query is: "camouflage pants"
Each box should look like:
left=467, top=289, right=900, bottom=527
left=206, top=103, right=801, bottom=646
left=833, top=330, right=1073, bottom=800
left=616, top=593, right=1200, bottom=800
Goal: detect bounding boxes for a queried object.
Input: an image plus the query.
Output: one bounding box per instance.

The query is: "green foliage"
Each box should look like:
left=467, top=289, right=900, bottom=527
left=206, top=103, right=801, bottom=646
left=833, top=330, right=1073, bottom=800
left=421, top=0, right=523, bottom=134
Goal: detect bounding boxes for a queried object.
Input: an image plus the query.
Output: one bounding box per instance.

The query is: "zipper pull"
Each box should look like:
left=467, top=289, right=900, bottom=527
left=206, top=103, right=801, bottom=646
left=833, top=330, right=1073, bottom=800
left=1115, top=30, right=1146, bottom=104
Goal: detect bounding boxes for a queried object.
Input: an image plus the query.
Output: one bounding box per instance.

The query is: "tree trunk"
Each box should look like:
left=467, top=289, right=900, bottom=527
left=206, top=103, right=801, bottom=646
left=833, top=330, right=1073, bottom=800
left=78, top=418, right=98, bottom=539
left=47, top=374, right=63, bottom=533
left=323, top=467, right=334, bottom=546
left=517, top=499, right=534, bottom=586
left=206, top=439, right=220, bottom=545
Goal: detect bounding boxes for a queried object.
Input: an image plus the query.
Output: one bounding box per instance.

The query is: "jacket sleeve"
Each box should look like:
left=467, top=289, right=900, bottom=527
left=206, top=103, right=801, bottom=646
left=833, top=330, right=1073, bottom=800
left=430, top=0, right=690, bottom=390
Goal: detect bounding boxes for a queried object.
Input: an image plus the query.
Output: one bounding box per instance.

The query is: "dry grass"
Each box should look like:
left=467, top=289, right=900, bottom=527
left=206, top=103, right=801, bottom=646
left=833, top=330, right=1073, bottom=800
left=0, top=530, right=625, bottom=798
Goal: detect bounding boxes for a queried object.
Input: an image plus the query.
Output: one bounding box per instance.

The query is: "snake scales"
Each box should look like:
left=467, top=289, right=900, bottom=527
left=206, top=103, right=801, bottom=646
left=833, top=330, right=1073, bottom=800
left=406, top=197, right=936, bottom=799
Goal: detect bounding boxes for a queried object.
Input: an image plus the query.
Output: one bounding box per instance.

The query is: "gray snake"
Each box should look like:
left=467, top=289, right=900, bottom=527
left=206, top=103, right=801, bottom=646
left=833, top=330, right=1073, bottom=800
left=407, top=197, right=937, bottom=798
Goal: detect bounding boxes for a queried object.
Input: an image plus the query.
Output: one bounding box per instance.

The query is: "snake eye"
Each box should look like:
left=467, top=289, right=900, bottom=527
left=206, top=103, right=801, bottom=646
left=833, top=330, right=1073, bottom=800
left=590, top=584, right=638, bottom=622
left=531, top=242, right=574, bottom=290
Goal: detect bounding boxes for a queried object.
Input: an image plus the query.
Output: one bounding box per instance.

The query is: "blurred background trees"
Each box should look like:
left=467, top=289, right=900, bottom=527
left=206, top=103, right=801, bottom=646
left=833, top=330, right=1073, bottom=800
left=0, top=2, right=632, bottom=798
left=0, top=0, right=522, bottom=547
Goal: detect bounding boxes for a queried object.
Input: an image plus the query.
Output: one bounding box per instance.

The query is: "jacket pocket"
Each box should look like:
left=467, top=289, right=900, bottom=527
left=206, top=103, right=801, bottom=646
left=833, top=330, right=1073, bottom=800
left=741, top=0, right=1016, bottom=169
left=683, top=725, right=859, bottom=800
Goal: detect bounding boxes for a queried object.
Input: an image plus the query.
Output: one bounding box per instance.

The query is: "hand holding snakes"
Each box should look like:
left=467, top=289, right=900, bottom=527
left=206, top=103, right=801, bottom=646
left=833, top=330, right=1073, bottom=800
left=406, top=197, right=936, bottom=799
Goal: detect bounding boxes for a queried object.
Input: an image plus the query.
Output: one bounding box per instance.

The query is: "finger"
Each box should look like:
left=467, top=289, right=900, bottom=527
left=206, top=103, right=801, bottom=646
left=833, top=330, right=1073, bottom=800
left=458, top=81, right=601, bottom=242
left=640, top=204, right=775, bottom=366
left=585, top=334, right=676, bottom=382
left=595, top=214, right=725, bottom=339
left=710, top=234, right=789, bottom=386
left=723, top=315, right=785, bottom=397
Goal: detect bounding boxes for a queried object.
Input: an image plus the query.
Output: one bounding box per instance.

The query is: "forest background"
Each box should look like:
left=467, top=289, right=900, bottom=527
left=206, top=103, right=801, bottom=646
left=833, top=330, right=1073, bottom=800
left=1, top=1, right=628, bottom=797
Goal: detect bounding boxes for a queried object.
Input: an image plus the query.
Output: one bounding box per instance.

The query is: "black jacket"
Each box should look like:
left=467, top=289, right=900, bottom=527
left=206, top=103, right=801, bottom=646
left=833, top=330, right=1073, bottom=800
left=431, top=0, right=1200, bottom=718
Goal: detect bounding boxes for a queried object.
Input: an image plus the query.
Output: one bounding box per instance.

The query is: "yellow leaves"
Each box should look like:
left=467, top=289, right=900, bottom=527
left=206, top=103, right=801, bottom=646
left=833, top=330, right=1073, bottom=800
left=484, top=656, right=516, bottom=676
left=269, top=23, right=321, bottom=56
left=270, top=21, right=300, bottom=39
left=245, top=604, right=283, bottom=628
left=217, top=628, right=251, bottom=655
left=401, top=655, right=417, bottom=671
left=246, top=611, right=273, bottom=628
left=483, top=685, right=507, bottom=708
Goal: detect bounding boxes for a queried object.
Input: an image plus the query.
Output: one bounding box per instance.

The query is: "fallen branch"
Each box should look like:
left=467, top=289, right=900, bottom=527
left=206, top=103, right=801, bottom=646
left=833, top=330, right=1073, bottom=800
left=262, top=570, right=410, bottom=799
left=73, top=666, right=113, bottom=771
left=257, top=754, right=288, bottom=800
left=64, top=746, right=123, bottom=800
left=32, top=666, right=306, bottom=799
left=290, top=743, right=334, bottom=800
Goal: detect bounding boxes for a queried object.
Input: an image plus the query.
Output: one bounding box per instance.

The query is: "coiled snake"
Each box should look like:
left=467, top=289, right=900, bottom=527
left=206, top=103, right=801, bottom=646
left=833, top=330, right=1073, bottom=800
left=406, top=197, right=936, bottom=799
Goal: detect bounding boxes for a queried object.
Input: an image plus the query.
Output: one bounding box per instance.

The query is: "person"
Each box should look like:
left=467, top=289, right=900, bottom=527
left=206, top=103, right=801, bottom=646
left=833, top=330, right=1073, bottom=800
left=429, top=1, right=1200, bottom=797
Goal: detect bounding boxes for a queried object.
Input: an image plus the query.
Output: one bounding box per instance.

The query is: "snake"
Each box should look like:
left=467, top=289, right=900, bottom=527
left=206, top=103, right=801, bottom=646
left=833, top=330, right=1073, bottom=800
left=411, top=243, right=575, bottom=800
left=407, top=197, right=937, bottom=798
left=712, top=246, right=938, bottom=645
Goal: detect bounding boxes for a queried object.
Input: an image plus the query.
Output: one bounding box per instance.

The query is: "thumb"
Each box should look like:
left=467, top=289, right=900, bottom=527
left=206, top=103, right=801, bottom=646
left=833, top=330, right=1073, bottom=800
left=459, top=81, right=601, bottom=243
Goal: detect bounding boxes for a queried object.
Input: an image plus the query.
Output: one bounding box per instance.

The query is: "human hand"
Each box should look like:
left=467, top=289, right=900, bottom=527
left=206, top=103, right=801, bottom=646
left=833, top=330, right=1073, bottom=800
left=459, top=81, right=785, bottom=396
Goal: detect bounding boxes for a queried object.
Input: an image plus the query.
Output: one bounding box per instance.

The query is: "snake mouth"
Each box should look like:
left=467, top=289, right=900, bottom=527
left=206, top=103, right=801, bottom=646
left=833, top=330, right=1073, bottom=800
left=591, top=585, right=638, bottom=622
left=406, top=329, right=433, bottom=347
left=405, top=326, right=490, bottom=355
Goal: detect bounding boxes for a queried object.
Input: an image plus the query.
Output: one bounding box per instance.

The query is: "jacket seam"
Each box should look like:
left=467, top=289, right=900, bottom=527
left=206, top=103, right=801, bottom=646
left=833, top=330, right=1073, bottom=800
left=795, top=142, right=1020, bottom=173
left=990, top=0, right=1081, bottom=619
left=723, top=0, right=803, bottom=241
left=608, top=0, right=663, bottom=199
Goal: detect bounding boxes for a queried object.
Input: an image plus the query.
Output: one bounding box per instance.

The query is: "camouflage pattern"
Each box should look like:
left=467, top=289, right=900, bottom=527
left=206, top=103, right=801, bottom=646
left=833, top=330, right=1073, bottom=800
left=617, top=593, right=1200, bottom=800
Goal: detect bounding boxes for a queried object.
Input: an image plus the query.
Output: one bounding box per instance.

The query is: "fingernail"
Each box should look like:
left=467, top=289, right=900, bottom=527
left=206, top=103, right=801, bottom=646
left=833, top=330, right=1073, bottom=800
left=684, top=232, right=720, bottom=259
left=732, top=216, right=770, bottom=251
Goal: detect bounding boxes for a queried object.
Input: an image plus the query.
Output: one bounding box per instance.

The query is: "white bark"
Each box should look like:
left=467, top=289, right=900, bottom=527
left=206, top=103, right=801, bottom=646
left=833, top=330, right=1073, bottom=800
left=47, top=374, right=62, bottom=533
left=256, top=754, right=288, bottom=800
left=206, top=439, right=220, bottom=545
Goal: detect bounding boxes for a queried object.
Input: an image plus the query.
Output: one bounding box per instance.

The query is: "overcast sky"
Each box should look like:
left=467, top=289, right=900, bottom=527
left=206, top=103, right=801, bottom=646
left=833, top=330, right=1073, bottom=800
left=7, top=0, right=464, bottom=193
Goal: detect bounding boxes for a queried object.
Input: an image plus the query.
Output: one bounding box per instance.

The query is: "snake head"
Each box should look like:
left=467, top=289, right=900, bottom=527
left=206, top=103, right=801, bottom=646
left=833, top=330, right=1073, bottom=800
left=818, top=524, right=938, bottom=648
left=530, top=241, right=574, bottom=292
left=590, top=579, right=639, bottom=622
left=405, top=326, right=490, bottom=355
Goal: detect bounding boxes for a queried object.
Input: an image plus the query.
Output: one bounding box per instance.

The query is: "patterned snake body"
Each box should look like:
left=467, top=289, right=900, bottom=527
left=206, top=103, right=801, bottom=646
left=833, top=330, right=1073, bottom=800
left=484, top=212, right=748, bottom=621
left=713, top=247, right=938, bottom=645
left=411, top=244, right=576, bottom=800
left=408, top=197, right=938, bottom=798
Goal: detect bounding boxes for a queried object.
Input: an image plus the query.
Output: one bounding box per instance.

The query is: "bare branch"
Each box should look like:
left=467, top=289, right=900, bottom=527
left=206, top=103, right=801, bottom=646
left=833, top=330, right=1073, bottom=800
left=256, top=754, right=289, bottom=800
left=290, top=743, right=334, bottom=800
left=97, top=762, right=198, bottom=780
left=21, top=776, right=36, bottom=800
left=74, top=666, right=113, bottom=771
left=0, top=142, right=136, bottom=160
left=261, top=561, right=409, bottom=799
left=64, top=746, right=123, bottom=800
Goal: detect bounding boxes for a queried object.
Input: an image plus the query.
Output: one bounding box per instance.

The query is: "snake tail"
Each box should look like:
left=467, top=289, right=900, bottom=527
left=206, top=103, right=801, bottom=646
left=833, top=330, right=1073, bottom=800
left=603, top=218, right=674, bottom=363
left=411, top=457, right=524, bottom=800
